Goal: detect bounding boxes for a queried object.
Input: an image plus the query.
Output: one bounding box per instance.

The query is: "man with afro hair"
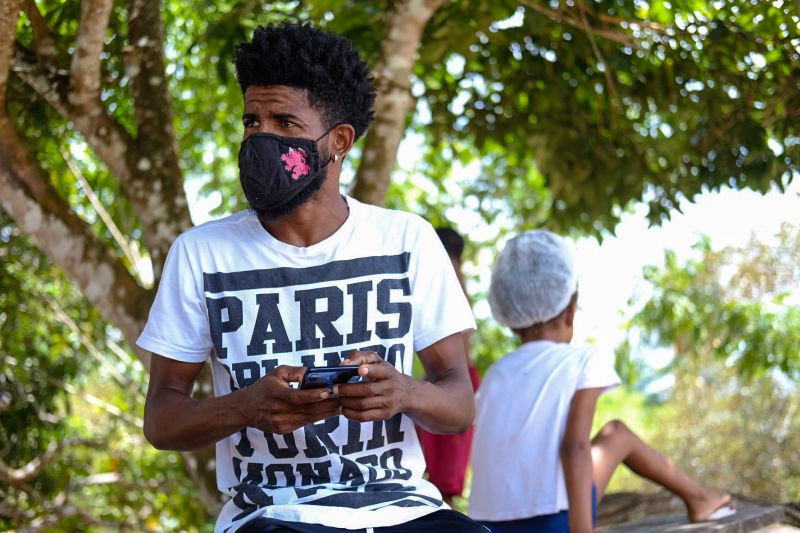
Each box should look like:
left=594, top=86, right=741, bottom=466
left=139, top=21, right=486, bottom=533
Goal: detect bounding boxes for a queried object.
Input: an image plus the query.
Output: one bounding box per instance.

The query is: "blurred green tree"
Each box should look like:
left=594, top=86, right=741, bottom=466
left=633, top=223, right=800, bottom=379
left=652, top=356, right=800, bottom=502
left=610, top=224, right=800, bottom=500
left=0, top=211, right=212, bottom=530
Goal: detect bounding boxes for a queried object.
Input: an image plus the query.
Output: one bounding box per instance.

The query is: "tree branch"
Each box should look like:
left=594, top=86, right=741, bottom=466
left=0, top=500, right=26, bottom=520
left=575, top=2, right=667, bottom=34
left=60, top=147, right=148, bottom=285
left=69, top=0, right=112, bottom=110
left=48, top=299, right=140, bottom=394
left=519, top=0, right=641, bottom=49
left=21, top=0, right=57, bottom=62
left=4, top=31, right=152, bottom=356
left=26, top=502, right=134, bottom=532
left=107, top=335, right=140, bottom=367
left=351, top=0, right=447, bottom=205
left=0, top=0, right=23, bottom=110
left=18, top=0, right=135, bottom=204
left=578, top=0, right=620, bottom=111
left=59, top=380, right=144, bottom=427
left=0, top=116, right=152, bottom=364
left=5, top=484, right=138, bottom=531
left=181, top=448, right=224, bottom=516
left=13, top=0, right=192, bottom=278
left=0, top=438, right=98, bottom=488
left=12, top=54, right=139, bottom=213
left=126, top=0, right=177, bottom=162
left=125, top=0, right=192, bottom=273
left=10, top=54, right=69, bottom=113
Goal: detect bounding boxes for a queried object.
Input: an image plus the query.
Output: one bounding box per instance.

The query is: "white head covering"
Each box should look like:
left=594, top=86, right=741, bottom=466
left=489, top=229, right=578, bottom=329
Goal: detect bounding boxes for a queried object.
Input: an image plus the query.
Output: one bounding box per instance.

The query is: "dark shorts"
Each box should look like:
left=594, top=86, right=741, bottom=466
left=237, top=509, right=490, bottom=533
left=477, top=485, right=598, bottom=533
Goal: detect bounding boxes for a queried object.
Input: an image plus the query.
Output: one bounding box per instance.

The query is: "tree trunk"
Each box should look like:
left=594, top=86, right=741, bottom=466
left=0, top=0, right=215, bottom=514
left=350, top=0, right=447, bottom=205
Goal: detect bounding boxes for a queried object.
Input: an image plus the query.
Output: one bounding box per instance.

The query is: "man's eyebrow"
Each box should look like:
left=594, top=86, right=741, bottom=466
left=272, top=112, right=305, bottom=123
left=241, top=112, right=257, bottom=122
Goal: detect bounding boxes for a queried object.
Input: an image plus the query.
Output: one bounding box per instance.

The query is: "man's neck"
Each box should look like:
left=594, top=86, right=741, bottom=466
left=260, top=188, right=349, bottom=248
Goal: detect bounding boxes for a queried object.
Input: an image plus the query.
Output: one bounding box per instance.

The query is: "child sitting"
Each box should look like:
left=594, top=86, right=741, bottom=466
left=468, top=230, right=734, bottom=533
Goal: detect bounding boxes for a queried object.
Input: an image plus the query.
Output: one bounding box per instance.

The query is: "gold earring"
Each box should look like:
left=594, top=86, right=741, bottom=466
left=334, top=153, right=339, bottom=163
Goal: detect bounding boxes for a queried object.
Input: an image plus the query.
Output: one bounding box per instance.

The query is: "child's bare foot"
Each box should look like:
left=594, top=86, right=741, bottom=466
left=687, top=490, right=735, bottom=522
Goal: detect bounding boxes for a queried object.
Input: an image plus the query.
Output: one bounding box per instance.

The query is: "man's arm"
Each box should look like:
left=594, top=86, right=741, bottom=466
left=143, top=354, right=341, bottom=451
left=335, top=332, right=475, bottom=434
left=561, top=387, right=604, bottom=533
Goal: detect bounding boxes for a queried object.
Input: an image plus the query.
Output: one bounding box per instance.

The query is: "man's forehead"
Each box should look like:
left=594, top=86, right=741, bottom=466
left=243, top=85, right=311, bottom=108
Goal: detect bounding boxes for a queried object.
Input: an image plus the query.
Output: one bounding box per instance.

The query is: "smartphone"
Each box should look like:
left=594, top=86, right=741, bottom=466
left=299, top=365, right=362, bottom=390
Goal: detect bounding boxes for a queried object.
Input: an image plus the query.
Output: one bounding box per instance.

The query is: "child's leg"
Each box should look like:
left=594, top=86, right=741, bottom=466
left=590, top=420, right=731, bottom=522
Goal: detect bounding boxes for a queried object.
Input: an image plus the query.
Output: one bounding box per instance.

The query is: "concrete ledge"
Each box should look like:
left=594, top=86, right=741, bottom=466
left=598, top=501, right=787, bottom=532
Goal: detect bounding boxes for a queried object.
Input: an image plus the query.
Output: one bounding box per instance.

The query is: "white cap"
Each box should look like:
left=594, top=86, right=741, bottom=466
left=489, top=229, right=578, bottom=329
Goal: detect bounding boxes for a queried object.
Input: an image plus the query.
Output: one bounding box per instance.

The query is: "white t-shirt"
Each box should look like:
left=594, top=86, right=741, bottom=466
left=137, top=197, right=475, bottom=532
left=468, top=341, right=620, bottom=521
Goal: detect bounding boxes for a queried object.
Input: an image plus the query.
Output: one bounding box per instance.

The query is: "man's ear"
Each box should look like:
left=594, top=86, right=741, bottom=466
left=331, top=123, right=356, bottom=161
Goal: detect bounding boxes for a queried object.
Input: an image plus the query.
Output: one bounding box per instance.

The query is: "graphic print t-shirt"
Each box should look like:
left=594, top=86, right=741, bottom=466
left=137, top=197, right=475, bottom=532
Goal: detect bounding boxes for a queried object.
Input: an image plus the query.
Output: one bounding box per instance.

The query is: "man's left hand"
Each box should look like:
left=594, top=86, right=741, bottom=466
left=335, top=351, right=412, bottom=422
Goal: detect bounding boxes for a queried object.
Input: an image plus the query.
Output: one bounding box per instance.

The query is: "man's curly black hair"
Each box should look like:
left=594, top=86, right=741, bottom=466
left=233, top=22, right=376, bottom=140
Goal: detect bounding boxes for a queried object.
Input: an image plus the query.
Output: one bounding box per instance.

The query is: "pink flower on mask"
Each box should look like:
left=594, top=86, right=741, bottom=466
left=281, top=148, right=310, bottom=180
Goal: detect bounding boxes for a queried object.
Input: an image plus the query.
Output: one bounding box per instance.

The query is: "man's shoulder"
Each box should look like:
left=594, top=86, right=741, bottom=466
left=177, top=211, right=255, bottom=245
left=348, top=196, right=428, bottom=230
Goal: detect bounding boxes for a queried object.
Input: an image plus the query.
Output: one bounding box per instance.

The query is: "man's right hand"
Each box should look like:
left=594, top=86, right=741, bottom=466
left=144, top=355, right=341, bottom=450
left=239, top=365, right=341, bottom=435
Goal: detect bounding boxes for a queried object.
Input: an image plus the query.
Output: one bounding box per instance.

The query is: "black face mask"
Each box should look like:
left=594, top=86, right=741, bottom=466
left=238, top=127, right=335, bottom=212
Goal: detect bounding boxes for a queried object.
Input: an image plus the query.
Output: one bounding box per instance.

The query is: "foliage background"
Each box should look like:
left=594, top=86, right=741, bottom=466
left=1, top=0, right=799, bottom=530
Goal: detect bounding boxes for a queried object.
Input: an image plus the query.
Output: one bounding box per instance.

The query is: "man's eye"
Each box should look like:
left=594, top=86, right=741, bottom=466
left=243, top=119, right=258, bottom=128
left=279, top=119, right=295, bottom=128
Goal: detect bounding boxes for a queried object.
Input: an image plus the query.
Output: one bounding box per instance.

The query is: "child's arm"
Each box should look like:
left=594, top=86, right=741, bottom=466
left=561, top=387, right=605, bottom=533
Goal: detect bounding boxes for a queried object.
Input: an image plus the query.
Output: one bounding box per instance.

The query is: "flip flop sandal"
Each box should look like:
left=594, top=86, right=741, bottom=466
left=704, top=502, right=737, bottom=521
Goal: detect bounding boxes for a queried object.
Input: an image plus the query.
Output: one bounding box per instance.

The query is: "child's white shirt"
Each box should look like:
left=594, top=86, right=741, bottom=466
left=468, top=341, right=621, bottom=521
